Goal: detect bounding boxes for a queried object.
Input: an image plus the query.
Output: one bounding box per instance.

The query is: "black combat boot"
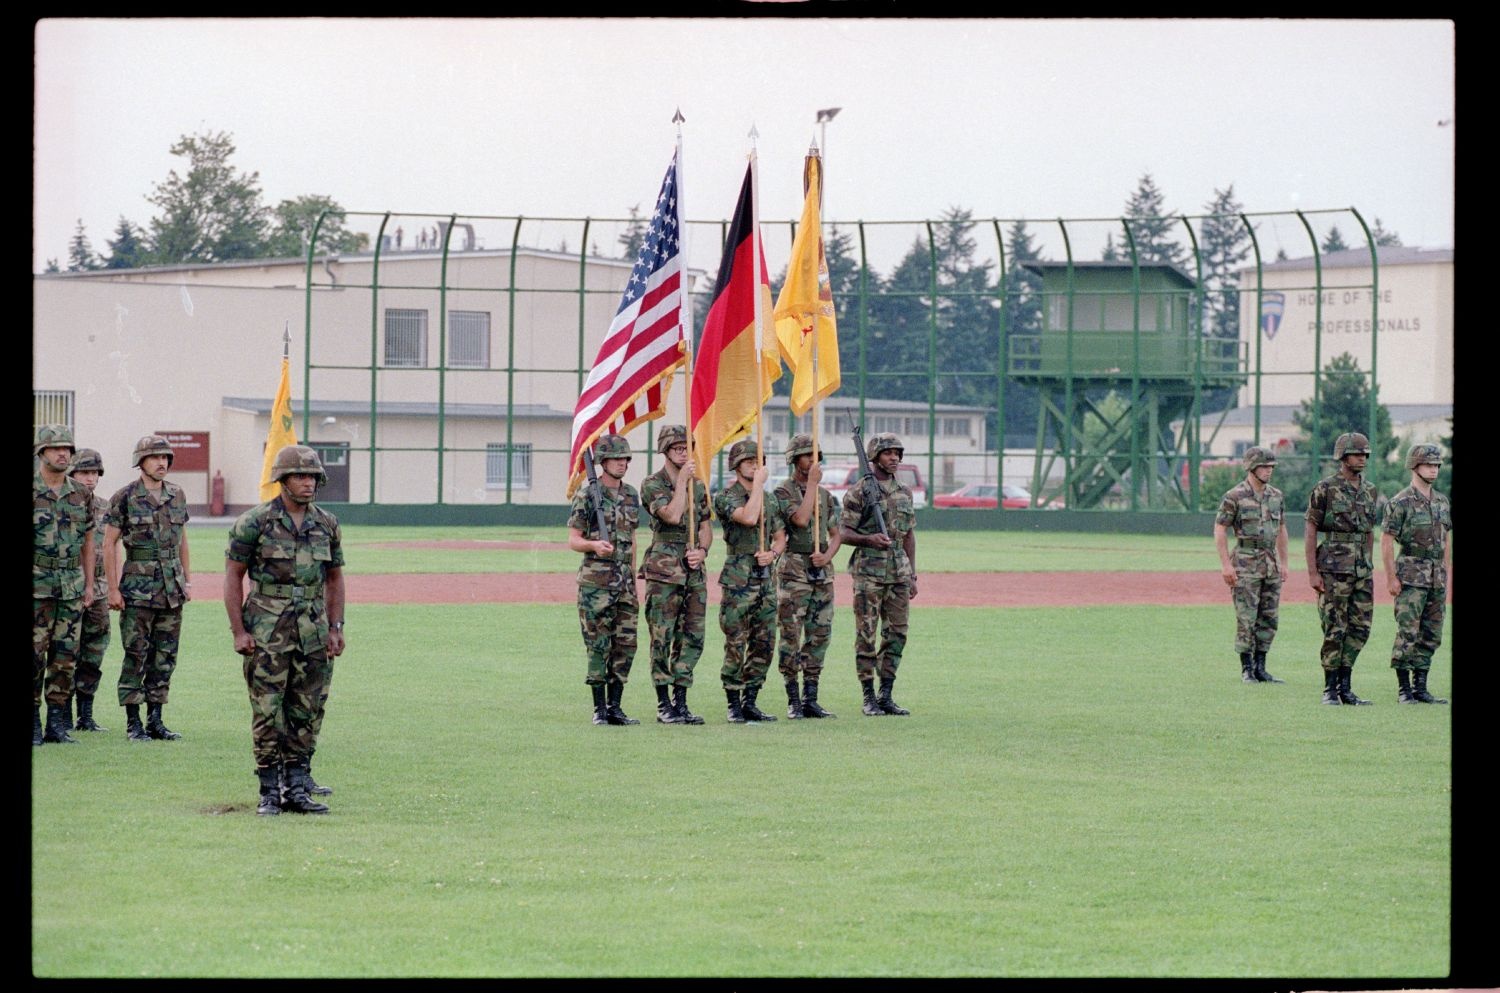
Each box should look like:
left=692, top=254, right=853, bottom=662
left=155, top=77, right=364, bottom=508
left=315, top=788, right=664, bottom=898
left=74, top=694, right=107, bottom=732
left=1240, top=652, right=1256, bottom=683
left=145, top=701, right=182, bottom=739
left=741, top=685, right=776, bottom=722
left=1253, top=651, right=1284, bottom=683
left=785, top=678, right=803, bottom=720
left=605, top=683, right=639, bottom=725
left=801, top=679, right=835, bottom=718
left=1338, top=667, right=1372, bottom=706
left=60, top=696, right=74, bottom=729
left=861, top=679, right=883, bottom=716
left=655, top=683, right=684, bottom=724
left=591, top=684, right=609, bottom=726
left=1396, top=668, right=1417, bottom=704
left=673, top=685, right=704, bottom=725
left=305, top=759, right=333, bottom=796
left=1321, top=669, right=1342, bottom=705
left=124, top=704, right=152, bottom=741
left=33, top=706, right=44, bottom=746
left=280, top=760, right=329, bottom=814
left=725, top=688, right=747, bottom=724
left=255, top=766, right=282, bottom=816
left=43, top=704, right=79, bottom=744
left=877, top=677, right=910, bottom=716
left=1412, top=668, right=1448, bottom=704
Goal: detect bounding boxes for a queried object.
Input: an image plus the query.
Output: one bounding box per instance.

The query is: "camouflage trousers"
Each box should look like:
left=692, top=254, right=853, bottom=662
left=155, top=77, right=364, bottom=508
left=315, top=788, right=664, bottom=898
left=719, top=579, right=777, bottom=692
left=33, top=597, right=83, bottom=706
left=577, top=583, right=638, bottom=686
left=1229, top=576, right=1281, bottom=655
left=1390, top=584, right=1446, bottom=671
left=74, top=596, right=111, bottom=700
left=853, top=577, right=910, bottom=682
left=242, top=619, right=334, bottom=769
left=116, top=604, right=184, bottom=706
left=777, top=577, right=834, bottom=681
left=1316, top=573, right=1373, bottom=671
left=644, top=577, right=706, bottom=688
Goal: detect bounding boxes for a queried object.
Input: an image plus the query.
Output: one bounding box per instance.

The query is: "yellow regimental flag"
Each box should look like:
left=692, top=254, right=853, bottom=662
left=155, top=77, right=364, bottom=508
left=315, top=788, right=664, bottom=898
left=773, top=155, right=840, bottom=416
left=258, top=356, right=299, bottom=501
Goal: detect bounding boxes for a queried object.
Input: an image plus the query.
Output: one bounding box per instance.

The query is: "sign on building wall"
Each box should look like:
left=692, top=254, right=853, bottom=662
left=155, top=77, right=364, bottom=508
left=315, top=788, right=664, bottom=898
left=156, top=431, right=209, bottom=472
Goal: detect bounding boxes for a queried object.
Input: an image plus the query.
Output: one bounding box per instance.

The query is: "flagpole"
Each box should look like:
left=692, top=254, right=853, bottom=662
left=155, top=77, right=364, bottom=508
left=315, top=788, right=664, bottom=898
left=673, top=110, right=698, bottom=552
left=806, top=148, right=823, bottom=553
left=749, top=127, right=767, bottom=554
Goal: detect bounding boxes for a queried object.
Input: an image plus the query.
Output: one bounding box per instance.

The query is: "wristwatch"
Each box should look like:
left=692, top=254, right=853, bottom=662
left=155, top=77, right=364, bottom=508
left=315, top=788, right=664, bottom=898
left=329, top=621, right=345, bottom=632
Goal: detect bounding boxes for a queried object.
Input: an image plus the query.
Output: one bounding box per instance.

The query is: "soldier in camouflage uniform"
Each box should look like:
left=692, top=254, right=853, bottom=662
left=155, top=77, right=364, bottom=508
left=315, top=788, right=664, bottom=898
left=33, top=425, right=96, bottom=745
left=1304, top=432, right=1381, bottom=706
left=105, top=434, right=193, bottom=740
left=713, top=438, right=787, bottom=723
left=66, top=448, right=112, bottom=732
left=774, top=433, right=842, bottom=719
left=638, top=425, right=713, bottom=725
left=567, top=434, right=642, bottom=726
left=1380, top=444, right=1451, bottom=705
left=225, top=445, right=346, bottom=815
left=1213, top=446, right=1289, bottom=684
left=840, top=432, right=918, bottom=716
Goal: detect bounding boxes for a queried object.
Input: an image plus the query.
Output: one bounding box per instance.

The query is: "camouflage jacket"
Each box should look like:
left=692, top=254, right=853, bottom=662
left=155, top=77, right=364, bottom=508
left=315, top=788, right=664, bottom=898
left=226, top=497, right=345, bottom=651
left=714, top=481, right=783, bottom=588
left=1215, top=479, right=1285, bottom=580
left=33, top=470, right=94, bottom=600
left=1383, top=486, right=1451, bottom=588
left=639, top=466, right=710, bottom=586
left=1306, top=472, right=1380, bottom=577
left=841, top=473, right=915, bottom=583
left=774, top=478, right=840, bottom=584
left=568, top=482, right=639, bottom=589
left=88, top=493, right=108, bottom=599
left=105, top=478, right=190, bottom=607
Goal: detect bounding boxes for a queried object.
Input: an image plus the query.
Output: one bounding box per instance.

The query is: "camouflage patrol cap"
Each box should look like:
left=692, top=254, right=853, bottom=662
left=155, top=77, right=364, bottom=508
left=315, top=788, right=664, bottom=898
left=656, top=424, right=687, bottom=454
left=1333, top=432, right=1372, bottom=460
left=271, top=444, right=326, bottom=483
left=866, top=432, right=904, bottom=461
left=67, top=448, right=105, bottom=477
left=784, top=433, right=820, bottom=464
left=1405, top=444, right=1443, bottom=470
left=727, top=438, right=761, bottom=469
left=130, top=434, right=174, bottom=468
left=595, top=434, right=632, bottom=460
left=34, top=424, right=75, bottom=457
left=1243, top=446, right=1277, bottom=471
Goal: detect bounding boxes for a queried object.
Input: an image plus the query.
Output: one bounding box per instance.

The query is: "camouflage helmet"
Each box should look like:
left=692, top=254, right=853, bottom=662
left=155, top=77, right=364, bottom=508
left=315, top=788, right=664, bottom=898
left=1243, top=446, right=1278, bottom=472
left=866, top=432, right=904, bottom=462
left=594, top=434, right=632, bottom=460
left=130, top=434, right=175, bottom=468
left=656, top=424, right=687, bottom=454
left=1405, top=443, right=1444, bottom=471
left=270, top=444, right=326, bottom=483
left=1333, top=432, right=1372, bottom=460
left=727, top=438, right=761, bottom=469
left=67, top=448, right=105, bottom=477
left=784, top=433, right=820, bottom=464
left=34, top=424, right=75, bottom=457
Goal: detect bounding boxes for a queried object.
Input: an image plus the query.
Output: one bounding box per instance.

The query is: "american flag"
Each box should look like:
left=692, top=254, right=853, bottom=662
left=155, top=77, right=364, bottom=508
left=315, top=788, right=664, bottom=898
left=567, top=150, right=686, bottom=497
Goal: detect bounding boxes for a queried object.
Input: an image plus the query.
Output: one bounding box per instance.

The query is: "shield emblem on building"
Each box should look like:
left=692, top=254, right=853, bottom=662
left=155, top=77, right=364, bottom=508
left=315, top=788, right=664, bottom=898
left=1260, top=292, right=1285, bottom=340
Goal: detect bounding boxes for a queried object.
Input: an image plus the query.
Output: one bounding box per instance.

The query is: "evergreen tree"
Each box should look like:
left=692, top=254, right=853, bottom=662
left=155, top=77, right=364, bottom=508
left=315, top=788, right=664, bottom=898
left=67, top=219, right=100, bottom=271
left=618, top=204, right=647, bottom=261
left=1435, top=417, right=1452, bottom=499
left=1100, top=231, right=1120, bottom=261
left=1320, top=226, right=1349, bottom=254
left=1000, top=219, right=1045, bottom=445
left=104, top=216, right=147, bottom=269
left=1274, top=247, right=1289, bottom=262
left=265, top=195, right=365, bottom=258
left=1120, top=173, right=1186, bottom=266
left=145, top=130, right=269, bottom=263
left=44, top=258, right=60, bottom=273
left=1198, top=186, right=1251, bottom=340
left=1369, top=217, right=1403, bottom=247
left=1276, top=352, right=1399, bottom=510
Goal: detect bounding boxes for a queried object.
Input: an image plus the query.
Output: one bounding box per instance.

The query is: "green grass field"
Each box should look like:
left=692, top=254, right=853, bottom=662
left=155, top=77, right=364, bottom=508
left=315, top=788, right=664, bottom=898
left=34, top=528, right=1452, bottom=978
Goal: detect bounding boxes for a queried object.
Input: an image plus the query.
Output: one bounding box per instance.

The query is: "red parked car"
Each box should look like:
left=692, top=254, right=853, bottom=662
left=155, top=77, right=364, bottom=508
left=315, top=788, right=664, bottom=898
left=932, top=483, right=1034, bottom=509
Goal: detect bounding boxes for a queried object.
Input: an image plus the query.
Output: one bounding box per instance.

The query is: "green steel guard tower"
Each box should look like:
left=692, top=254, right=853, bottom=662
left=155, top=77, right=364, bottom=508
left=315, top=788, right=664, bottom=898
left=1009, top=260, right=1246, bottom=510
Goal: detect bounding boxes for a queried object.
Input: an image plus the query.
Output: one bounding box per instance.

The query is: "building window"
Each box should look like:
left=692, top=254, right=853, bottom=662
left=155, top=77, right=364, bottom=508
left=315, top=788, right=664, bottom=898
left=769, top=413, right=788, bottom=434
left=449, top=311, right=491, bottom=368
left=486, top=443, right=532, bottom=489
left=384, top=309, right=428, bottom=367
left=872, top=415, right=902, bottom=434
left=1232, top=440, right=1250, bottom=457
left=34, top=390, right=75, bottom=433
left=905, top=416, right=928, bottom=436
left=942, top=417, right=970, bottom=437
left=826, top=412, right=853, bottom=436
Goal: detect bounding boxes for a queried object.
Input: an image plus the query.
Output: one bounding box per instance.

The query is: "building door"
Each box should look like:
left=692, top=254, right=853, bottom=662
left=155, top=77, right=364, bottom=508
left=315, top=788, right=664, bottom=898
left=311, top=442, right=350, bottom=502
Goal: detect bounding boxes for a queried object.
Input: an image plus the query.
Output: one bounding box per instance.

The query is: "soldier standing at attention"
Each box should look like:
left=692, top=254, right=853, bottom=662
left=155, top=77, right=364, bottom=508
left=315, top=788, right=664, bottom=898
left=774, top=433, right=842, bottom=719
left=840, top=432, right=918, bottom=717
left=104, top=434, right=192, bottom=740
left=33, top=425, right=95, bottom=745
left=1381, top=444, right=1451, bottom=705
left=714, top=438, right=787, bottom=724
left=567, top=434, right=642, bottom=727
left=224, top=445, right=346, bottom=816
left=1304, top=432, right=1381, bottom=706
left=638, top=425, right=713, bottom=726
left=66, top=448, right=112, bottom=732
left=1213, top=446, right=1288, bottom=684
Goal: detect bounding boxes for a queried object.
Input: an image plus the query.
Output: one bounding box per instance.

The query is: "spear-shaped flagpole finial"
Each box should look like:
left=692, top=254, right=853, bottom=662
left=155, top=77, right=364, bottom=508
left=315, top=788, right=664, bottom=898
left=282, top=319, right=291, bottom=359
left=748, top=123, right=759, bottom=143
left=809, top=135, right=820, bottom=157
left=673, top=107, right=685, bottom=124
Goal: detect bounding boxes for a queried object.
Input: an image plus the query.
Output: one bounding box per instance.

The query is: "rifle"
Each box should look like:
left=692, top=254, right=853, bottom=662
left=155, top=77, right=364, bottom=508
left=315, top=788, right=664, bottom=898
left=851, top=427, right=889, bottom=540
left=582, top=447, right=622, bottom=589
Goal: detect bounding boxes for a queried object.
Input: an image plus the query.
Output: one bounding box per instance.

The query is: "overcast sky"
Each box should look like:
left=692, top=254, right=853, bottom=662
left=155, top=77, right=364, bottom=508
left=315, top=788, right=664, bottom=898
left=34, top=18, right=1454, bottom=275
